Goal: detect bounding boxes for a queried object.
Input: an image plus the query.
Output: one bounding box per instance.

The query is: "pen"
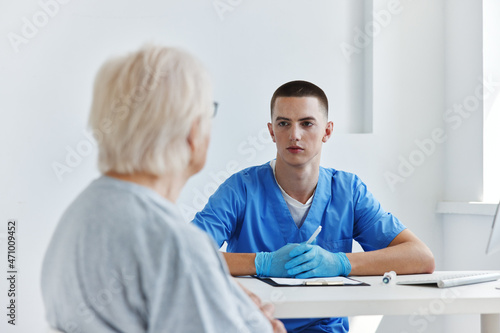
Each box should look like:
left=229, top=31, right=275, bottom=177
left=306, top=226, right=322, bottom=244
left=304, top=281, right=343, bottom=286
left=383, top=271, right=396, bottom=284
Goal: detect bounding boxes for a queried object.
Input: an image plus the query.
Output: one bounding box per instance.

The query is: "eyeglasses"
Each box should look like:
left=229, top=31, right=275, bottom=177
left=213, top=102, right=218, bottom=118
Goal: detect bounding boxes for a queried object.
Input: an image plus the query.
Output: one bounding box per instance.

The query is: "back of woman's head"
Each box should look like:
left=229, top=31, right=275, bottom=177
left=89, top=45, right=213, bottom=176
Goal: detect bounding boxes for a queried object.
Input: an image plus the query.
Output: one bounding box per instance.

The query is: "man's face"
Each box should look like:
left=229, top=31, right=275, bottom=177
left=268, top=96, right=333, bottom=169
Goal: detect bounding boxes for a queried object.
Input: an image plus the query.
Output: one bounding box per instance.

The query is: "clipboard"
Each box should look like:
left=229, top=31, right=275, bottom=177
left=254, top=276, right=370, bottom=287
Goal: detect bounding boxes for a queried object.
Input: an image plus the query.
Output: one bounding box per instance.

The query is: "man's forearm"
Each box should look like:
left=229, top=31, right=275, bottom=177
left=222, top=252, right=257, bottom=276
left=221, top=230, right=435, bottom=277
left=346, top=229, right=435, bottom=276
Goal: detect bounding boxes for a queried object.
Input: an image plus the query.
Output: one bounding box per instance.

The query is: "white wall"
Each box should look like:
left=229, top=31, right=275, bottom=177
left=437, top=0, right=500, bottom=331
left=368, top=0, right=446, bottom=331
left=0, top=0, right=497, bottom=332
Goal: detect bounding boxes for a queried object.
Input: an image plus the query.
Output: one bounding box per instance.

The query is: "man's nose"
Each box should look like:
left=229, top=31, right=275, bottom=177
left=289, top=124, right=301, bottom=141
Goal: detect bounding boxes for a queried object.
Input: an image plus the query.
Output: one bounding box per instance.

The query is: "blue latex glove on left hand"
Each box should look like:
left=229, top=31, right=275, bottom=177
left=254, top=243, right=300, bottom=277
left=284, top=244, right=351, bottom=279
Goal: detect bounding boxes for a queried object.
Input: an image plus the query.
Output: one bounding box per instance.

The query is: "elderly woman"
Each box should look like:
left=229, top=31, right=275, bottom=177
left=41, top=45, right=284, bottom=333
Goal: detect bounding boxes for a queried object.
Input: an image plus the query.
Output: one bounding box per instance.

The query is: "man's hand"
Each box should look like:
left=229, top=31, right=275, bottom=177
left=254, top=243, right=300, bottom=277
left=285, top=244, right=351, bottom=278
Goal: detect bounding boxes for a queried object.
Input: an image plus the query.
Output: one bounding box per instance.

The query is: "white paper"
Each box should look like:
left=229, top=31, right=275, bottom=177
left=268, top=277, right=363, bottom=286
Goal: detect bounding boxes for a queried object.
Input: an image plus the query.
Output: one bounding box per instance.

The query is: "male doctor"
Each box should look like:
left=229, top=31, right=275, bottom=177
left=192, top=80, right=435, bottom=333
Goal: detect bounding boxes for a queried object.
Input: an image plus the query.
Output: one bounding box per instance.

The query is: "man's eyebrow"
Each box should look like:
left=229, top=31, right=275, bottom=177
left=298, top=116, right=317, bottom=121
left=274, top=116, right=317, bottom=121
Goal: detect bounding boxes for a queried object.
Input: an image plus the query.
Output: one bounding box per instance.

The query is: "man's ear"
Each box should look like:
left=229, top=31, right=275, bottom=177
left=267, top=122, right=276, bottom=143
left=322, top=121, right=334, bottom=143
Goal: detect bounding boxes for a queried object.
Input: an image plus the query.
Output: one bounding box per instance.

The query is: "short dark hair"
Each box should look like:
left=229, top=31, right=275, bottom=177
left=270, top=80, right=328, bottom=118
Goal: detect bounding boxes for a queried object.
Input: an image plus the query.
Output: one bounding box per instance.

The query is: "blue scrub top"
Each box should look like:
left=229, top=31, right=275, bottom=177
left=192, top=162, right=406, bottom=333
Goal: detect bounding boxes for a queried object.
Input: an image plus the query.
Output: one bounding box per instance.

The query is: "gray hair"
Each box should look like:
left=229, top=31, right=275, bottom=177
left=89, top=45, right=213, bottom=176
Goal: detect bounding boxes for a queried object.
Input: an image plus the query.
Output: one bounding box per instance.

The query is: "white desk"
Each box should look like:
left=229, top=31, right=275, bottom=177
left=236, top=271, right=500, bottom=333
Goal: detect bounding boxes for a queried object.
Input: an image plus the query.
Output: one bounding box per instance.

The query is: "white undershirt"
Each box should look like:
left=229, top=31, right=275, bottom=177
left=270, top=160, right=315, bottom=228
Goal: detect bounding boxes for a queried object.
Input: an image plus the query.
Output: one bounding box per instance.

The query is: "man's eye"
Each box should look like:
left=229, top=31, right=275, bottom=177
left=303, top=122, right=313, bottom=127
left=278, top=121, right=288, bottom=127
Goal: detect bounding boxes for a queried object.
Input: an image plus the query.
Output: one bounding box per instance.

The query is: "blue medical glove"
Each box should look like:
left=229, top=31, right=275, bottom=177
left=254, top=244, right=300, bottom=277
left=284, top=244, right=351, bottom=279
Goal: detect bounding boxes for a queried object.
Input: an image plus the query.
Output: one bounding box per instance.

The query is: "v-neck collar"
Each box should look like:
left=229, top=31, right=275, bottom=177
left=264, top=162, right=330, bottom=243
